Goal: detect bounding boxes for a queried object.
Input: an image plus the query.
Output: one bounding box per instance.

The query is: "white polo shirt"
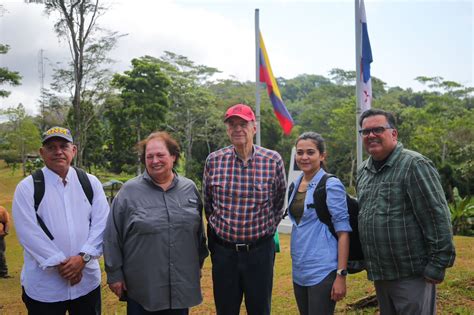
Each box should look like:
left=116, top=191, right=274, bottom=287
left=13, top=167, right=109, bottom=302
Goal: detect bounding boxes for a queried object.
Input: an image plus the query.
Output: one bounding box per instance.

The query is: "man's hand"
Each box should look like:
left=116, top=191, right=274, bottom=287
left=424, top=276, right=442, bottom=284
left=331, top=275, right=347, bottom=301
left=70, top=272, right=83, bottom=286
left=58, top=255, right=85, bottom=281
left=109, top=281, right=127, bottom=298
left=0, top=222, right=6, bottom=237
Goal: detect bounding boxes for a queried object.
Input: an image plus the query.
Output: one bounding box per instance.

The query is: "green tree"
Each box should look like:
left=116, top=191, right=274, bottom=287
left=103, top=94, right=136, bottom=174
left=155, top=52, right=221, bottom=180
left=111, top=57, right=171, bottom=174
left=0, top=44, right=22, bottom=98
left=1, top=104, right=41, bottom=176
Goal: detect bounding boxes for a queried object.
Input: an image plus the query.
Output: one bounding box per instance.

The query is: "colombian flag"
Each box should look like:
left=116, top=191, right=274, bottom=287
left=259, top=32, right=294, bottom=135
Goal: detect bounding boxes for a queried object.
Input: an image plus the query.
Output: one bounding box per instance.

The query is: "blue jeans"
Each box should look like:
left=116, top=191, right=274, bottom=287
left=127, top=297, right=188, bottom=315
left=209, top=233, right=275, bottom=315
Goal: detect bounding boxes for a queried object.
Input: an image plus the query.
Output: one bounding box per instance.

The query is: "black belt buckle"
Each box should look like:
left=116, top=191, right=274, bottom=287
left=235, top=243, right=250, bottom=252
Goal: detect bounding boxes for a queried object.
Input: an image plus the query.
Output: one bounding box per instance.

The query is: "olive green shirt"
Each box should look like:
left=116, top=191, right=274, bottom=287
left=356, top=143, right=455, bottom=282
left=289, top=191, right=306, bottom=225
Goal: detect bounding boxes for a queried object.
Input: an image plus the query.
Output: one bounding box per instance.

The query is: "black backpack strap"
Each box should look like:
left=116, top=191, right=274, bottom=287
left=309, top=173, right=338, bottom=239
left=32, top=170, right=54, bottom=240
left=283, top=182, right=295, bottom=219
left=73, top=166, right=94, bottom=205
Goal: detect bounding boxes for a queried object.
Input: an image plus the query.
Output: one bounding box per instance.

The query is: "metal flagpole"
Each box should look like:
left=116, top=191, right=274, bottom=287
left=355, top=0, right=363, bottom=168
left=255, top=8, right=261, bottom=146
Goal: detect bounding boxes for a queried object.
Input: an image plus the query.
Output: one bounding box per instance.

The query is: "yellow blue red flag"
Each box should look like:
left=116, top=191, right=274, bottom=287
left=259, top=32, right=294, bottom=135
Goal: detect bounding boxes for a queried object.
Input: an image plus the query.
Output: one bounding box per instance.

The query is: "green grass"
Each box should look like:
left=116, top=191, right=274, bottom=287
left=0, top=162, right=473, bottom=314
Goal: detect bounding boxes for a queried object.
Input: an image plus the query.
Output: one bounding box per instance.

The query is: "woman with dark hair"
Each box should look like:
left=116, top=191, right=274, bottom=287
left=288, top=132, right=351, bottom=315
left=103, top=131, right=208, bottom=315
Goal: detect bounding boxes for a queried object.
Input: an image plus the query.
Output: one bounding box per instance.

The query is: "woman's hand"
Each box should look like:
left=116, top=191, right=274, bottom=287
left=109, top=281, right=127, bottom=298
left=331, top=275, right=347, bottom=301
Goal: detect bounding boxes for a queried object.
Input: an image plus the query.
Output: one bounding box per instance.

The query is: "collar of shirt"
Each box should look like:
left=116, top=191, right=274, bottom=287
left=143, top=169, right=179, bottom=191
left=293, top=168, right=327, bottom=191
left=366, top=143, right=404, bottom=173
left=43, top=166, right=71, bottom=186
left=231, top=145, right=256, bottom=167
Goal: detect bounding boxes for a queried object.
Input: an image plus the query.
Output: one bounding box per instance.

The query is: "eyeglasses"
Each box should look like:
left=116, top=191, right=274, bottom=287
left=358, top=126, right=393, bottom=136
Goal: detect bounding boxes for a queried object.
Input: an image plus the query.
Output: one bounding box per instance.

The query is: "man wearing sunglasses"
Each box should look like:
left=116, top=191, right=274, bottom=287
left=356, top=109, right=455, bottom=315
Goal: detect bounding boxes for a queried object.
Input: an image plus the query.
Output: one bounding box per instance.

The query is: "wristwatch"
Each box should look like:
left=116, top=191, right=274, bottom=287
left=79, top=252, right=92, bottom=263
left=336, top=269, right=348, bottom=276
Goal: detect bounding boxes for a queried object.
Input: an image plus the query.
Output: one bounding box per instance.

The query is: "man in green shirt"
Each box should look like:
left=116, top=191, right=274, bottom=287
left=356, top=109, right=455, bottom=315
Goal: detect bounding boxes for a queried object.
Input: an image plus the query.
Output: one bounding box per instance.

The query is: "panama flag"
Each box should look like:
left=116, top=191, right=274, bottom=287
left=259, top=32, right=294, bottom=135
left=359, top=0, right=373, bottom=112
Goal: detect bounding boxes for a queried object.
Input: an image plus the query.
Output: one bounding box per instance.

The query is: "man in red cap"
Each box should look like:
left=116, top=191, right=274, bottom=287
left=203, top=104, right=286, bottom=315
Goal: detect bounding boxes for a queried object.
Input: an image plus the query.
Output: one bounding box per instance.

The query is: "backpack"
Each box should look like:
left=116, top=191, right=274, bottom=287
left=32, top=167, right=93, bottom=240
left=287, top=173, right=365, bottom=274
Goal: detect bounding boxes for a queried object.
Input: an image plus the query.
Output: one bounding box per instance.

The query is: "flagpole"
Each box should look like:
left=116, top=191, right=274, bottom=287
left=355, top=0, right=363, bottom=168
left=255, top=8, right=261, bottom=146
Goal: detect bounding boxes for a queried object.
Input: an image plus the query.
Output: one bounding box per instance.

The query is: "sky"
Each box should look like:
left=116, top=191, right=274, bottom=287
left=0, top=0, right=473, bottom=115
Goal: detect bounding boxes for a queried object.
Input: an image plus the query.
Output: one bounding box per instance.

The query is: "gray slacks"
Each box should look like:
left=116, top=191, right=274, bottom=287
left=374, top=276, right=436, bottom=315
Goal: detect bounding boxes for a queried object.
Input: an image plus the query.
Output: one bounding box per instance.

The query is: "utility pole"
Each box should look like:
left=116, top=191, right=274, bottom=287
left=38, top=49, right=46, bottom=130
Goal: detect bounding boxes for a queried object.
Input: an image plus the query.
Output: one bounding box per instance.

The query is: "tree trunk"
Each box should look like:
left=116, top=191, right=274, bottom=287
left=21, top=139, right=26, bottom=177
left=441, top=141, right=447, bottom=164
left=136, top=118, right=142, bottom=176
left=184, top=109, right=194, bottom=177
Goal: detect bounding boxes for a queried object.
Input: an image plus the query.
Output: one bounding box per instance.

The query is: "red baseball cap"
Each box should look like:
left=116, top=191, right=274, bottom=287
left=224, top=104, right=256, bottom=122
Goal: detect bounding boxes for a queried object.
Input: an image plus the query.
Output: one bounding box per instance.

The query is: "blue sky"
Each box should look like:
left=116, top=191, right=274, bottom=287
left=0, top=0, right=472, bottom=114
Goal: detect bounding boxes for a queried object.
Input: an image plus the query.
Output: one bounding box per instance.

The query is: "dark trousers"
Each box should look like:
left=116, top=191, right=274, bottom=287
left=209, top=233, right=275, bottom=315
left=22, top=285, right=101, bottom=315
left=127, top=297, right=188, bottom=315
left=293, top=272, right=337, bottom=315
left=0, top=236, right=7, bottom=276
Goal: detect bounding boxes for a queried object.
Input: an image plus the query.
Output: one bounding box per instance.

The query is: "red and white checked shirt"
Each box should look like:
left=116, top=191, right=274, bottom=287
left=203, top=145, right=286, bottom=243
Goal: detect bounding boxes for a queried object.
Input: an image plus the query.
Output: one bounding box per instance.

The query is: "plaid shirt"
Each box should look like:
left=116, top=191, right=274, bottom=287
left=204, top=145, right=286, bottom=243
left=356, top=143, right=456, bottom=282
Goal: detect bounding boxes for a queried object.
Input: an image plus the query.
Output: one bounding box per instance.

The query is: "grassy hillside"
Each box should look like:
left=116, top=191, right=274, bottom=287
left=0, top=162, right=472, bottom=314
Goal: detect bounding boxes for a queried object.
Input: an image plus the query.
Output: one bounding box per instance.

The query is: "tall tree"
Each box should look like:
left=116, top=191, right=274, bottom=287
left=156, top=52, right=220, bottom=180
left=29, top=0, right=120, bottom=167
